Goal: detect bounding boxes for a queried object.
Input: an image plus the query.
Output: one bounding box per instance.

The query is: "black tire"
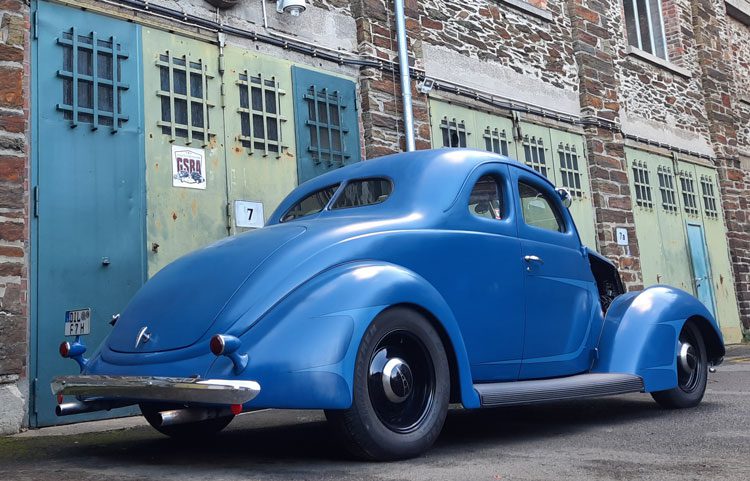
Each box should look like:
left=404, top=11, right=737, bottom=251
left=325, top=307, right=450, bottom=461
left=140, top=403, right=234, bottom=439
left=651, top=321, right=708, bottom=409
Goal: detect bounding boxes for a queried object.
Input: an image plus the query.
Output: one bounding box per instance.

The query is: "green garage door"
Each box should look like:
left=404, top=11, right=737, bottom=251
left=626, top=148, right=742, bottom=343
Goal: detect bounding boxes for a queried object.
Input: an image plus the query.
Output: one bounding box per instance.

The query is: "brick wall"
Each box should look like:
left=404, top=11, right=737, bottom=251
left=0, top=0, right=29, bottom=434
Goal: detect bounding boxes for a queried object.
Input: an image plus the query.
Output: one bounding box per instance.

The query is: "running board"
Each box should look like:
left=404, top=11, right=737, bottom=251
left=475, top=373, right=644, bottom=408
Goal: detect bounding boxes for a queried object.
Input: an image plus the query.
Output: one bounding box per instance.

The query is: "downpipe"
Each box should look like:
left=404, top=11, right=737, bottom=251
left=158, top=407, right=235, bottom=427
left=394, top=0, right=415, bottom=152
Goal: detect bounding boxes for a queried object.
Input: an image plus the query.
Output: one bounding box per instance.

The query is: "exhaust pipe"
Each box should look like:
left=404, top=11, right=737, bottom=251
left=158, top=407, right=234, bottom=427
left=56, top=399, right=131, bottom=416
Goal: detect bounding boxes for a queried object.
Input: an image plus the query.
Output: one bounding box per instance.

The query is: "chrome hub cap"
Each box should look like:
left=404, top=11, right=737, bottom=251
left=381, top=357, right=413, bottom=403
left=678, top=342, right=697, bottom=375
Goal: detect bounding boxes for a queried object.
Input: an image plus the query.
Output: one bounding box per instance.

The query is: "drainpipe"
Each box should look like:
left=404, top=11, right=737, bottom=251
left=394, top=0, right=416, bottom=152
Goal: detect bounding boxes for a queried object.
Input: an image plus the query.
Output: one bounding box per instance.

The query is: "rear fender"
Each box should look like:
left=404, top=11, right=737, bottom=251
left=592, top=286, right=725, bottom=392
left=205, top=261, right=480, bottom=409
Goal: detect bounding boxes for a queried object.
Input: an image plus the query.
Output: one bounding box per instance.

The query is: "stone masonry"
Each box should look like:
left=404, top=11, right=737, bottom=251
left=0, top=0, right=29, bottom=435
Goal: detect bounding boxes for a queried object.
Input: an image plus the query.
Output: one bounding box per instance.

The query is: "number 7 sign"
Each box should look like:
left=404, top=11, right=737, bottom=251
left=234, top=200, right=265, bottom=229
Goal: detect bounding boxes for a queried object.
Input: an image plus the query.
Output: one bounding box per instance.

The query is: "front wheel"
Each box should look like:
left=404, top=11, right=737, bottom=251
left=326, top=307, right=450, bottom=461
left=651, top=321, right=708, bottom=409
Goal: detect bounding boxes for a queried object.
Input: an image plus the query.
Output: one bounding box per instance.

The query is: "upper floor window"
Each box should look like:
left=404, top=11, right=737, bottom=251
left=468, top=175, right=503, bottom=220
left=623, top=0, right=668, bottom=60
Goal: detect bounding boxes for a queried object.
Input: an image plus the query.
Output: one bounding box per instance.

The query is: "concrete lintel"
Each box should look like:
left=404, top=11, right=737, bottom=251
left=620, top=112, right=716, bottom=158
left=726, top=0, right=750, bottom=26
left=423, top=44, right=581, bottom=118
left=625, top=46, right=692, bottom=79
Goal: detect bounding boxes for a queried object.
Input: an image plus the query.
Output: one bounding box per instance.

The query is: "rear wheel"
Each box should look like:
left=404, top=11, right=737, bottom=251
left=651, top=321, right=708, bottom=409
left=326, top=307, right=450, bottom=461
left=140, top=403, right=234, bottom=439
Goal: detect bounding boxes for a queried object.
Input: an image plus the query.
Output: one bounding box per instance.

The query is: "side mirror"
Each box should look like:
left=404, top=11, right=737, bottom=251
left=557, top=188, right=572, bottom=208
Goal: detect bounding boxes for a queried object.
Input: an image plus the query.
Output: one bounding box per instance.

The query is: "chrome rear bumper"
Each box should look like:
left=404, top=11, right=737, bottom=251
left=51, top=375, right=261, bottom=415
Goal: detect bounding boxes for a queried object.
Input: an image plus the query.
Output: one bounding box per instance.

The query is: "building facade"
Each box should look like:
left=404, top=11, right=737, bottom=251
left=0, top=0, right=748, bottom=432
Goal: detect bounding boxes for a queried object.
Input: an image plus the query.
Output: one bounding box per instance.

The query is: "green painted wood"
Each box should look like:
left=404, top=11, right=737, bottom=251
left=291, top=66, right=360, bottom=183
left=142, top=28, right=228, bottom=275
left=428, top=101, right=478, bottom=149
left=222, top=46, right=297, bottom=234
left=32, top=1, right=144, bottom=426
left=549, top=130, right=597, bottom=249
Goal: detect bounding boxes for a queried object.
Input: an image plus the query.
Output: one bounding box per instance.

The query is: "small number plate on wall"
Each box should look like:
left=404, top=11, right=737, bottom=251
left=64, top=308, right=91, bottom=336
left=234, top=200, right=264, bottom=229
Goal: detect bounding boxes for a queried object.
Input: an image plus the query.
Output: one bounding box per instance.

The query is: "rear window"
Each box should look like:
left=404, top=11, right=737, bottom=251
left=281, top=184, right=339, bottom=222
left=331, top=178, right=392, bottom=210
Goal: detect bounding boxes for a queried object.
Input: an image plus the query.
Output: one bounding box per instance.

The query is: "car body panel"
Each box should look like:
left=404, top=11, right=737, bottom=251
left=61, top=149, right=725, bottom=415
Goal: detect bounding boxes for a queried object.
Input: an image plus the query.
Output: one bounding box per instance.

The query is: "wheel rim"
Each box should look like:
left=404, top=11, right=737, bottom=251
left=677, top=327, right=703, bottom=393
left=367, top=329, right=435, bottom=434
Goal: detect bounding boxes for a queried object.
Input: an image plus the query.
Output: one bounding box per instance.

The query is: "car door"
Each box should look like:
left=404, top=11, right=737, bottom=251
left=510, top=166, right=599, bottom=379
left=437, top=164, right=525, bottom=382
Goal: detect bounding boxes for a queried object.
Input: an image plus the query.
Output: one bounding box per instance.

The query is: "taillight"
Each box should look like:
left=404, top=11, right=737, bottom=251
left=210, top=335, right=225, bottom=355
left=59, top=341, right=71, bottom=358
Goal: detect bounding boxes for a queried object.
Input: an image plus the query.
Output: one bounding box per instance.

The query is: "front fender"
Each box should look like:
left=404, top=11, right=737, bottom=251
left=592, top=285, right=725, bottom=392
left=205, top=261, right=480, bottom=409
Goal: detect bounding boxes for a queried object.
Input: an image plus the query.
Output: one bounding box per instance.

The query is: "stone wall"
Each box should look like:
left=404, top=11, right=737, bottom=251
left=0, top=0, right=29, bottom=434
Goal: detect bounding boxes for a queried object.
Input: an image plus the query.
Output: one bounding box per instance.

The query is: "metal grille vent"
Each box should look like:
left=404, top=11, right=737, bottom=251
left=522, top=135, right=548, bottom=178
left=483, top=127, right=509, bottom=155
left=557, top=142, right=583, bottom=198
left=699, top=175, right=718, bottom=218
left=237, top=72, right=287, bottom=158
left=631, top=160, right=653, bottom=209
left=440, top=117, right=468, bottom=148
left=678, top=171, right=699, bottom=216
left=304, top=86, right=349, bottom=166
left=657, top=165, right=678, bottom=213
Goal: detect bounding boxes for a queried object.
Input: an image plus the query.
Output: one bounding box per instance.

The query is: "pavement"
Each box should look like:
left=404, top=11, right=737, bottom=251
left=2, top=344, right=749, bottom=481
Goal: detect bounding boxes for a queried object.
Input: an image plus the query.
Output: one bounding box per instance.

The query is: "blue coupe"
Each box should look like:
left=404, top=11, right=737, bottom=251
left=53, top=149, right=725, bottom=460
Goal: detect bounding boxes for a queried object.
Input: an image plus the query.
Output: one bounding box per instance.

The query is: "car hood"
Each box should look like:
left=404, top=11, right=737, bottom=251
left=108, top=224, right=306, bottom=353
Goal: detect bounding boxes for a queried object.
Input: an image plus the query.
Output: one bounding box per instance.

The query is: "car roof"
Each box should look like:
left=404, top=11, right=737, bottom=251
left=269, top=148, right=554, bottom=223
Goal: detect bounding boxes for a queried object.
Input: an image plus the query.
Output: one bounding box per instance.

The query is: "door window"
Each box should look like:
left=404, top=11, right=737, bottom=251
left=468, top=175, right=503, bottom=220
left=519, top=182, right=564, bottom=232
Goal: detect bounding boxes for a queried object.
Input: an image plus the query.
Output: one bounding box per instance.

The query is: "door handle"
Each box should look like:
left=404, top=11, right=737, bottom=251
left=524, top=255, right=544, bottom=264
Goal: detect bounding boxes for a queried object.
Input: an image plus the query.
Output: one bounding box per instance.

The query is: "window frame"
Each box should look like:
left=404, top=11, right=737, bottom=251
left=467, top=174, right=505, bottom=221
left=623, top=0, right=669, bottom=60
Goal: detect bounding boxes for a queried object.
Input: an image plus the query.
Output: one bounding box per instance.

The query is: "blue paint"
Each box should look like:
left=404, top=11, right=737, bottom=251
left=686, top=223, right=717, bottom=317
left=33, top=1, right=145, bottom=426
left=76, top=149, right=724, bottom=413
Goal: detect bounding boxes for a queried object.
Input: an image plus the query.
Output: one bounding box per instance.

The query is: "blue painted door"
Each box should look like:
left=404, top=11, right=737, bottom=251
left=31, top=1, right=145, bottom=426
left=291, top=67, right=361, bottom=183
left=686, top=223, right=716, bottom=317
left=510, top=167, right=598, bottom=379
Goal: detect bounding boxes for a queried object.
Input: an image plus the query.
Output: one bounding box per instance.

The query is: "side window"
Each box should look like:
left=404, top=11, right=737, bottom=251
left=281, top=184, right=339, bottom=222
left=331, top=178, right=392, bottom=209
left=468, top=175, right=503, bottom=220
left=519, top=181, right=564, bottom=232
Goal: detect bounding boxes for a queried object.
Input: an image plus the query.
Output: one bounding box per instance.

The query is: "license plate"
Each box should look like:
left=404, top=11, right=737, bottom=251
left=65, top=308, right=91, bottom=336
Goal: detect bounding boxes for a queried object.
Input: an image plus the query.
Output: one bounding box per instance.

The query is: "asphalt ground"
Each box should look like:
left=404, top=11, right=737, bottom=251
left=2, top=344, right=749, bottom=481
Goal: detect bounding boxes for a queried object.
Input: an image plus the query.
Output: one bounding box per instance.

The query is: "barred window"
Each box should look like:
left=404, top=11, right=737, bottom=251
left=631, top=160, right=653, bottom=208
left=157, top=52, right=213, bottom=144
left=238, top=72, right=286, bottom=158
left=557, top=142, right=583, bottom=198
left=522, top=134, right=548, bottom=178
left=304, top=86, right=349, bottom=166
left=58, top=28, right=129, bottom=131
left=657, top=165, right=678, bottom=213
left=623, top=0, right=668, bottom=60
left=483, top=127, right=509, bottom=156
left=700, top=175, right=718, bottom=218
left=440, top=117, right=468, bottom=148
left=679, top=171, right=699, bottom=216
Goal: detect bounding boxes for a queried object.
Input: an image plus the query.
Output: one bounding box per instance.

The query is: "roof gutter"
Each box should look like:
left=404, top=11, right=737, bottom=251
left=394, top=0, right=416, bottom=152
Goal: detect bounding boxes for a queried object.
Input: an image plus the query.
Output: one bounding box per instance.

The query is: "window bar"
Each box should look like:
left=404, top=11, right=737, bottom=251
left=274, top=76, right=284, bottom=159
left=199, top=58, right=209, bottom=147
left=185, top=54, right=193, bottom=145
left=631, top=0, right=644, bottom=51
left=71, top=27, right=79, bottom=128
left=111, top=35, right=119, bottom=133
left=324, top=90, right=334, bottom=167
left=91, top=31, right=99, bottom=130
left=241, top=71, right=254, bottom=155
left=313, top=86, right=322, bottom=165
left=259, top=73, right=269, bottom=157
left=167, top=51, right=176, bottom=142
left=336, top=91, right=346, bottom=164
left=642, top=0, right=657, bottom=56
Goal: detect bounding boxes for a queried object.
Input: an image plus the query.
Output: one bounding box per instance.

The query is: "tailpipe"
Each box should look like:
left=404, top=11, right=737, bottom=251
left=56, top=399, right=130, bottom=416
left=157, top=407, right=235, bottom=427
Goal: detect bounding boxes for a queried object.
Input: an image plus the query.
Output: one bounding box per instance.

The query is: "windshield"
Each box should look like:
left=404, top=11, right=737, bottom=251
left=281, top=184, right=339, bottom=222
